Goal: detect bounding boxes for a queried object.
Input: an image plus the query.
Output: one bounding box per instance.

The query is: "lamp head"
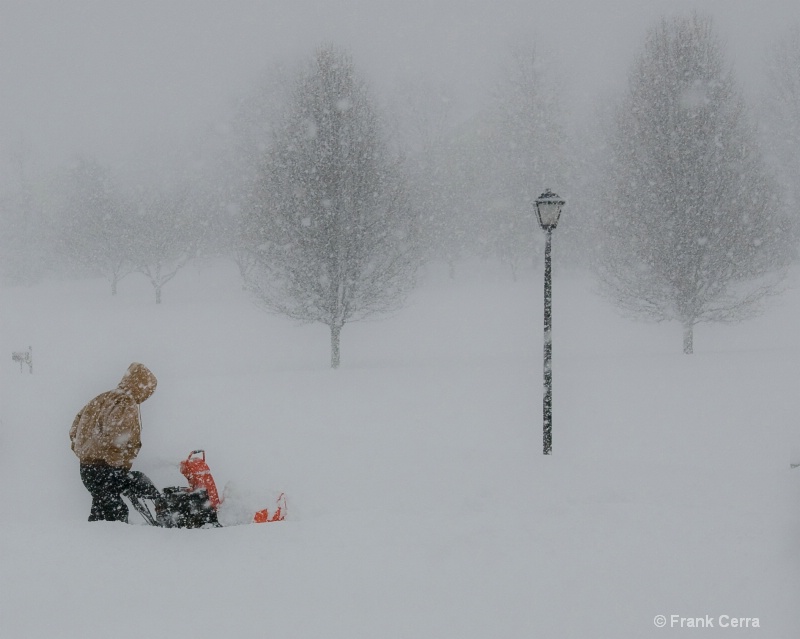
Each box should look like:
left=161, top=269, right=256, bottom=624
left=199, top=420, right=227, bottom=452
left=534, top=189, right=565, bottom=231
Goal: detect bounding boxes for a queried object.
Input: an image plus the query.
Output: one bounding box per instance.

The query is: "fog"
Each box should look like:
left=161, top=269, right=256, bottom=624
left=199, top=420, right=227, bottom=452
left=2, top=0, right=798, bottom=190
left=3, top=8, right=800, bottom=633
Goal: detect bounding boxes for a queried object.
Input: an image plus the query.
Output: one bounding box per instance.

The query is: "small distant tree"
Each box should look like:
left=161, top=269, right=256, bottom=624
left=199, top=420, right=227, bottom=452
left=0, top=145, right=54, bottom=285
left=60, top=156, right=135, bottom=294
left=395, top=78, right=467, bottom=275
left=481, top=45, right=566, bottom=279
left=205, top=64, right=298, bottom=285
left=127, top=185, right=199, bottom=304
left=246, top=45, right=420, bottom=368
left=597, top=13, right=794, bottom=353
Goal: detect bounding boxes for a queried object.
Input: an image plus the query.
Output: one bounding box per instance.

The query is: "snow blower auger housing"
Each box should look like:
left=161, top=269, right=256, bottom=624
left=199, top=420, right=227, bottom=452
left=125, top=449, right=286, bottom=528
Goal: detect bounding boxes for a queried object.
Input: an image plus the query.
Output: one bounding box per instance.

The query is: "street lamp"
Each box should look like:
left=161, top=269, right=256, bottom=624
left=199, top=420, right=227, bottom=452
left=534, top=189, right=565, bottom=455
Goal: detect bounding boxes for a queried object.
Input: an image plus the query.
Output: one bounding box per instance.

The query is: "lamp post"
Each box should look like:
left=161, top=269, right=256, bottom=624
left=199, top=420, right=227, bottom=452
left=534, top=189, right=565, bottom=455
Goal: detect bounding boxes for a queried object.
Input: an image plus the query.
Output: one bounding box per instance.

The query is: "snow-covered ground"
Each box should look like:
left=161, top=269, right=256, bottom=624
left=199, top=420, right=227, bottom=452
left=1, top=259, right=798, bottom=638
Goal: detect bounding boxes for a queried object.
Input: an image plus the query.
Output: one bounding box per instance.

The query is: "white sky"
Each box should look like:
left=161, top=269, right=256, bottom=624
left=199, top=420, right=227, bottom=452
left=1, top=0, right=798, bottom=188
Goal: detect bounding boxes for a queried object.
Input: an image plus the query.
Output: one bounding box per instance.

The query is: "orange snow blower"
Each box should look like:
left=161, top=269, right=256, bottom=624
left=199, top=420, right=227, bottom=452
left=126, top=450, right=286, bottom=528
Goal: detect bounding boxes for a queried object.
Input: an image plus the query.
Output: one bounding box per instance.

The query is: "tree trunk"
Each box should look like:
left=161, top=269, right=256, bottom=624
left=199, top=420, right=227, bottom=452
left=155, top=285, right=162, bottom=305
left=111, top=279, right=118, bottom=296
left=330, top=324, right=342, bottom=369
left=683, top=322, right=694, bottom=354
left=447, top=258, right=456, bottom=280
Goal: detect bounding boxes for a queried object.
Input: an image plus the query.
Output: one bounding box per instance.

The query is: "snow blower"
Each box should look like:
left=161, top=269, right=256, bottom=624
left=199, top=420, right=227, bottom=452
left=125, top=449, right=286, bottom=528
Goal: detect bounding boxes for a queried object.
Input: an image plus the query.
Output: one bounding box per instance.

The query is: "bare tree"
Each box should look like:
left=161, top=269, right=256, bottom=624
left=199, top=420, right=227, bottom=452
left=207, top=65, right=298, bottom=285
left=59, top=156, right=135, bottom=294
left=127, top=185, right=199, bottom=304
left=597, top=13, right=794, bottom=354
left=484, top=45, right=567, bottom=278
left=0, top=143, right=55, bottom=285
left=246, top=45, right=420, bottom=368
left=395, top=78, right=463, bottom=274
left=764, top=23, right=800, bottom=217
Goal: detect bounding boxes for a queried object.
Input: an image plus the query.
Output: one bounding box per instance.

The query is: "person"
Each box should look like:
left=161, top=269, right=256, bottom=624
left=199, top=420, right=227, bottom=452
left=69, top=362, right=158, bottom=522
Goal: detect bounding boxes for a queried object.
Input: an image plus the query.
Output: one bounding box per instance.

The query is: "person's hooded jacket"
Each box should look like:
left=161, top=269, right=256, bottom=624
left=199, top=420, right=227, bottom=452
left=70, top=363, right=157, bottom=469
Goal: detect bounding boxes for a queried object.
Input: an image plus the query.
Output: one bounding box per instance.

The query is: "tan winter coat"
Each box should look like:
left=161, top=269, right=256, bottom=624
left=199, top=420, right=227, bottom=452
left=69, top=363, right=157, bottom=469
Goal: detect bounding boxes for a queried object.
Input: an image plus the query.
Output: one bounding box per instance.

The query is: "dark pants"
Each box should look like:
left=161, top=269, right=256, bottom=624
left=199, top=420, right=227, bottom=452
left=80, top=463, right=148, bottom=523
